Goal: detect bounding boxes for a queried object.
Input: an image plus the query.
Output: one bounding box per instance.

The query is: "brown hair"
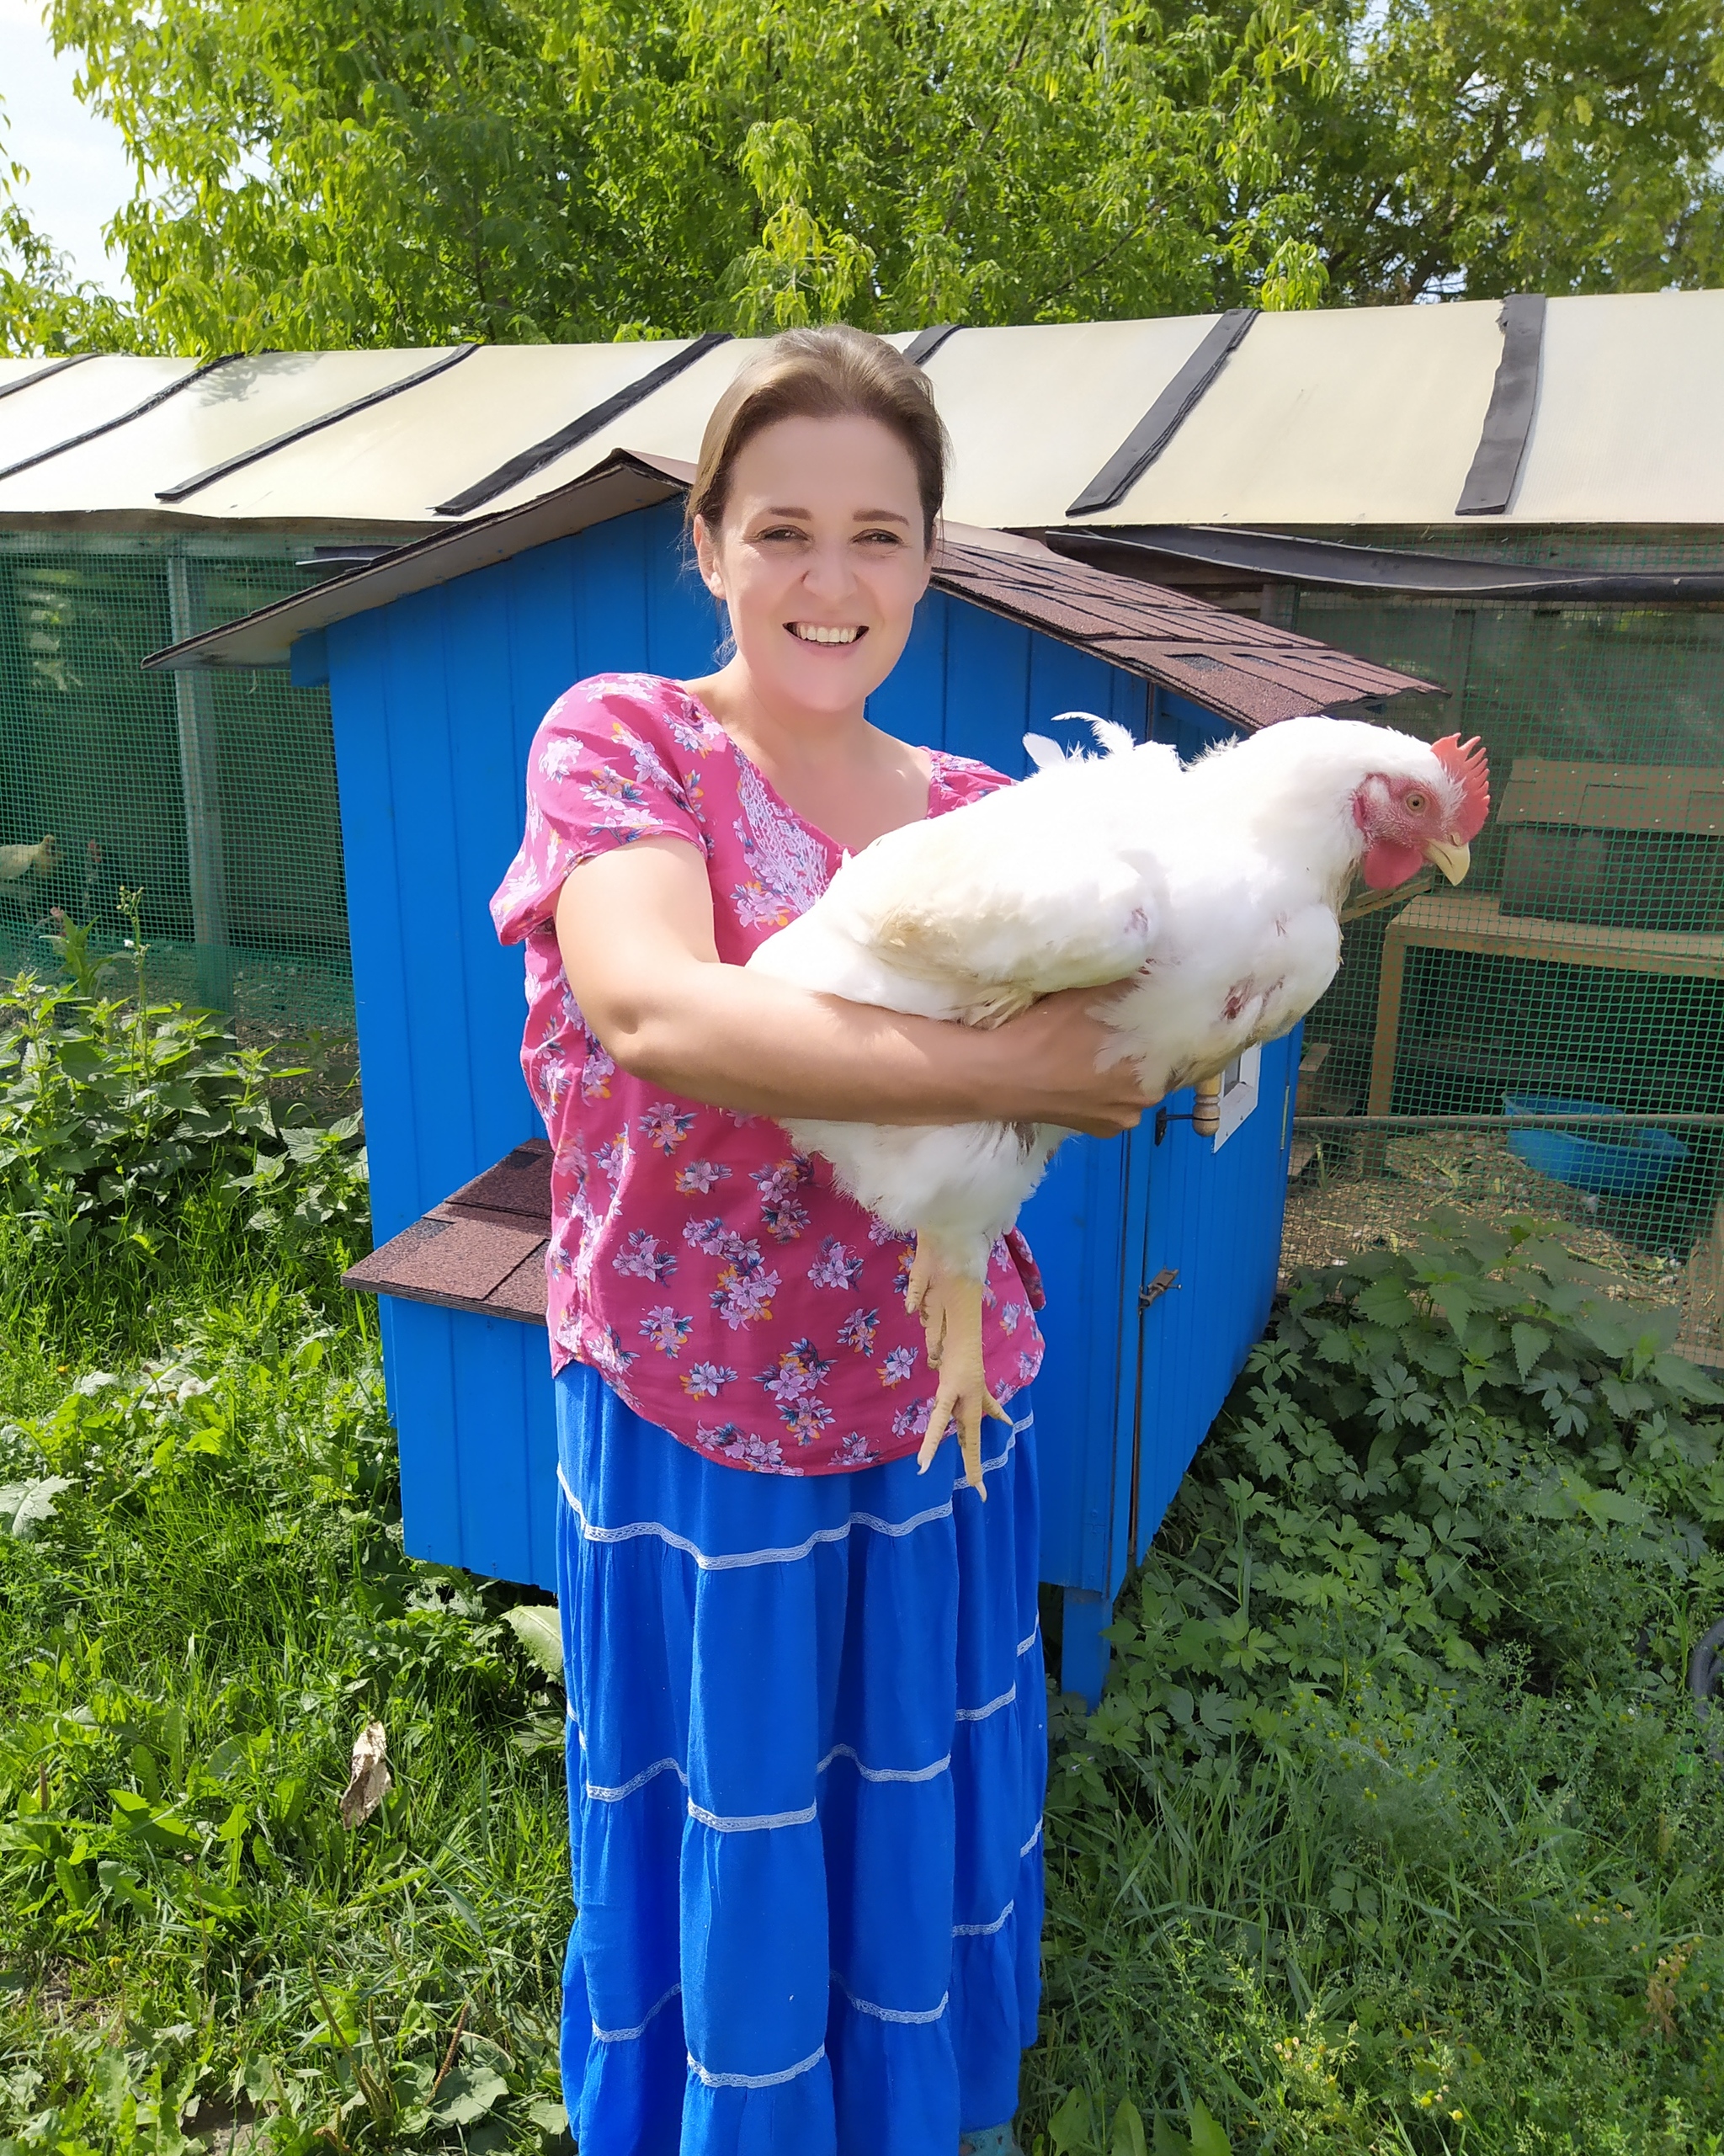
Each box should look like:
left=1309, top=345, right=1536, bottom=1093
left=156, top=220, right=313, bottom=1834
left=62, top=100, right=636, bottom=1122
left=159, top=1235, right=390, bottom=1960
left=689, top=324, right=949, bottom=546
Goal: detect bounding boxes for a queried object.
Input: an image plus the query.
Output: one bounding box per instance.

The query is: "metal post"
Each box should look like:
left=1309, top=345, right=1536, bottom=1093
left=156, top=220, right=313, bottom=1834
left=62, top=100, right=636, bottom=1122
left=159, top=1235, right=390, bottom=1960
left=164, top=551, right=231, bottom=1009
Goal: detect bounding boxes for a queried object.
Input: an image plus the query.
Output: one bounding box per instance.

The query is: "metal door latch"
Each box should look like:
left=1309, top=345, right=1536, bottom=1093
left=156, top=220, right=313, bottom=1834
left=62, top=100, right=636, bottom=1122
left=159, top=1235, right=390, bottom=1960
left=1140, top=1268, right=1179, bottom=1310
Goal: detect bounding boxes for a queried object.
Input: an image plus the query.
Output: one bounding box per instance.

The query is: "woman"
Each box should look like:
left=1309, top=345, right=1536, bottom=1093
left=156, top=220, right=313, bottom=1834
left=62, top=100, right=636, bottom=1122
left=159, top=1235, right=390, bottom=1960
left=492, top=326, right=1151, bottom=2156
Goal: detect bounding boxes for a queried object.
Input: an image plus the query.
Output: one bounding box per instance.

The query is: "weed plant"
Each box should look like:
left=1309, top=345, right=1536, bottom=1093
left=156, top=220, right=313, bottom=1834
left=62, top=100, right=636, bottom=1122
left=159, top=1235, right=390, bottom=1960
left=4, top=980, right=1724, bottom=2154
left=0, top=974, right=566, bottom=2154
left=1024, top=1217, right=1724, bottom=2156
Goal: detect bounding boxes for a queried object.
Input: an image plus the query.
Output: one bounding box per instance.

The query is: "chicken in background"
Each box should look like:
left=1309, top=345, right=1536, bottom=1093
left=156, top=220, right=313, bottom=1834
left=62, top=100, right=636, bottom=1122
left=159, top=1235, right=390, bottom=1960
left=748, top=714, right=1490, bottom=1493
left=0, top=833, right=58, bottom=887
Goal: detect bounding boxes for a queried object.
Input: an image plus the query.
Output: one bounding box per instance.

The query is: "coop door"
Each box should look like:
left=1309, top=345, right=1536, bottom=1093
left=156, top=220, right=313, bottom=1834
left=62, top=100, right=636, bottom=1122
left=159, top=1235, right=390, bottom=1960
left=1211, top=1043, right=1261, bottom=1150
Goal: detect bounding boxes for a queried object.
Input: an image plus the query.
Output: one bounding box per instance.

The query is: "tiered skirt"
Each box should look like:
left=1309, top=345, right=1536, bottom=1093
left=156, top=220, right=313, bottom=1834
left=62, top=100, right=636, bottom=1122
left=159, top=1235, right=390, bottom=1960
left=553, top=1361, right=1048, bottom=2155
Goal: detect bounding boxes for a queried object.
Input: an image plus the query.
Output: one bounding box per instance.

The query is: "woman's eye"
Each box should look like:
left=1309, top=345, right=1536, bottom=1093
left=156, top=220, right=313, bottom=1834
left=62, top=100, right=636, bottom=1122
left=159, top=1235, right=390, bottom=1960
left=858, top=530, right=902, bottom=547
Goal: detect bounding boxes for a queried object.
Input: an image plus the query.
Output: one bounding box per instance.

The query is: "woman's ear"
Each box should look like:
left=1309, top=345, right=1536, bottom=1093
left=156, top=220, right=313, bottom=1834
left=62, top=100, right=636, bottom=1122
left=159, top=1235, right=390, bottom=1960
left=691, top=514, right=726, bottom=601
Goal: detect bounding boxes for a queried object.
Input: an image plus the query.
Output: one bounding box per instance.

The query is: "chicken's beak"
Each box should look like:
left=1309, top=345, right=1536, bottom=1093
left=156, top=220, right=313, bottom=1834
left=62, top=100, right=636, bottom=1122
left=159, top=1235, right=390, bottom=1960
left=1423, top=838, right=1471, bottom=886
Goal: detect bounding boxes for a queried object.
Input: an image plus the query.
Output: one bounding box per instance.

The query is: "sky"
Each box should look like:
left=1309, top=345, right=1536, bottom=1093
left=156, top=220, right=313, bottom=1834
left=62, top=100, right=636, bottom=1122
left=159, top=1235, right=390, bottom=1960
left=0, top=0, right=134, bottom=291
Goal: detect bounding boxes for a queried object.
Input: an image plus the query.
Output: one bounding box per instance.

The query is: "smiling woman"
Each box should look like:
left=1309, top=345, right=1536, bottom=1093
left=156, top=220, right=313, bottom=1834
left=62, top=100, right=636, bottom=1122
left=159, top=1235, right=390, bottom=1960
left=491, top=326, right=1153, bottom=2156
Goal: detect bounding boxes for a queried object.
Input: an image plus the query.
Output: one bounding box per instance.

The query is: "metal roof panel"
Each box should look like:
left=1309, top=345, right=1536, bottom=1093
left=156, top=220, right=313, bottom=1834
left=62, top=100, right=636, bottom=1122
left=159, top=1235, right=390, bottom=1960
left=208, top=337, right=719, bottom=525
left=0, top=348, right=456, bottom=516
left=6, top=294, right=1724, bottom=532
left=1088, top=301, right=1507, bottom=526
left=466, top=338, right=773, bottom=518
left=916, top=317, right=1222, bottom=528
left=1509, top=289, right=1724, bottom=522
left=0, top=353, right=198, bottom=477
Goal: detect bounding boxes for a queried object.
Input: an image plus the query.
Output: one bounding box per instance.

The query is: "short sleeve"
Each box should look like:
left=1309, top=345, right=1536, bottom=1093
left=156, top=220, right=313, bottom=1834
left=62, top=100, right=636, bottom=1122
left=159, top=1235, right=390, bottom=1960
left=491, top=677, right=709, bottom=945
left=928, top=749, right=1013, bottom=813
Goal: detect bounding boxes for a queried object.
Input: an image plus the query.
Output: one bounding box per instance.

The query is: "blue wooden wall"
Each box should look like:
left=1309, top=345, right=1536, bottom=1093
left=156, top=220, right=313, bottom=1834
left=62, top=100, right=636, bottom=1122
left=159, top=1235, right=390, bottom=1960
left=316, top=500, right=1296, bottom=1694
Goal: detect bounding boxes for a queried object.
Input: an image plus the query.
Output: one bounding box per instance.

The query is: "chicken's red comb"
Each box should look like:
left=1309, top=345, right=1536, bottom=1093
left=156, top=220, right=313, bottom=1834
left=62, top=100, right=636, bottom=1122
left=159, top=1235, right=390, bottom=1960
left=1433, top=733, right=1490, bottom=839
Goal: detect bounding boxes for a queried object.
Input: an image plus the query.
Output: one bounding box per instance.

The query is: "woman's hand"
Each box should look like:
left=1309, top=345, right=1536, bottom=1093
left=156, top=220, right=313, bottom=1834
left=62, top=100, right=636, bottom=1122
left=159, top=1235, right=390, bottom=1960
left=556, top=838, right=1158, bottom=1134
left=987, top=984, right=1159, bottom=1137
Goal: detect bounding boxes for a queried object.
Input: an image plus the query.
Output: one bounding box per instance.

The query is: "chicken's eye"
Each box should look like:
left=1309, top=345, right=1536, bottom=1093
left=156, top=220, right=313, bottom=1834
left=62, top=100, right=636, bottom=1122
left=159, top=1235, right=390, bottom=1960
left=1404, top=791, right=1427, bottom=814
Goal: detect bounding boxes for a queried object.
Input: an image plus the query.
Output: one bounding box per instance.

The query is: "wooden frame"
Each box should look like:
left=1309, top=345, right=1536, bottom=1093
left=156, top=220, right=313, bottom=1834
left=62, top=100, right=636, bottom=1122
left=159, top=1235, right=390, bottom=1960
left=1367, top=891, right=1724, bottom=1115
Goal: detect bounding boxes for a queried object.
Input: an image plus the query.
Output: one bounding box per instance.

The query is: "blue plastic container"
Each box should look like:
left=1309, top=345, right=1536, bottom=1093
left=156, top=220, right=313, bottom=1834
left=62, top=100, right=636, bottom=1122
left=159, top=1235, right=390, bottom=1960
left=1503, top=1093, right=1688, bottom=1197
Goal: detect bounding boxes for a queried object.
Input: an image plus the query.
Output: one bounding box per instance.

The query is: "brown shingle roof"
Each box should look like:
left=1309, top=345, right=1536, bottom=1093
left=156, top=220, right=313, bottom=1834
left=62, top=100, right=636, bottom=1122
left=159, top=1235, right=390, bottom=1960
left=932, top=531, right=1437, bottom=732
left=344, top=1139, right=551, bottom=1323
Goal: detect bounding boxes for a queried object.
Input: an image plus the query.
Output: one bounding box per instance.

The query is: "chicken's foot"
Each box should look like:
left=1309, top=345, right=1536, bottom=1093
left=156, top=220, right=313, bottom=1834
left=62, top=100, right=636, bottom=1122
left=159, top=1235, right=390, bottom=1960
left=907, top=1238, right=1009, bottom=1499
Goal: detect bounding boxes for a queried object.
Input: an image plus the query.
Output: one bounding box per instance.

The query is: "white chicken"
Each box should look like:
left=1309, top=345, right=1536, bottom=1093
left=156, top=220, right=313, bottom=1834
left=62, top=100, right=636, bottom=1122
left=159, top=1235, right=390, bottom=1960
left=747, top=713, right=1490, bottom=1493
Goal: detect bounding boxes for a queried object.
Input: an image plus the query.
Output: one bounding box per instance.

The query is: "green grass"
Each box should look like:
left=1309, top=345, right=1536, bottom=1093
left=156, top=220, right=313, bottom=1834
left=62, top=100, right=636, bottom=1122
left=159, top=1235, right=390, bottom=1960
left=0, top=1226, right=571, bottom=2156
left=3, top=1015, right=1724, bottom=2153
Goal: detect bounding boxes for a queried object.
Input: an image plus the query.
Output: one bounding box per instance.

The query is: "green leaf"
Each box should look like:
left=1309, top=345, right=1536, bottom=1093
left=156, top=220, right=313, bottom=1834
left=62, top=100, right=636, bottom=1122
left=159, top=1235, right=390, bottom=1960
left=1511, top=1323, right=1551, bottom=1379
left=503, top=1603, right=564, bottom=1681
left=434, top=2065, right=509, bottom=2127
left=97, top=1860, right=157, bottom=1916
left=1186, top=2100, right=1232, bottom=2156
left=1112, top=2099, right=1148, bottom=2156
left=0, top=1475, right=72, bottom=1539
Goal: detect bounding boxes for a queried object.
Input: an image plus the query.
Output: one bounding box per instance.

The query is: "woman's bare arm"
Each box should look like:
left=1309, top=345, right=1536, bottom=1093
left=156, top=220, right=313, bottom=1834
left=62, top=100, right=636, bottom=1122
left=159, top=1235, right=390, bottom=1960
left=555, top=838, right=1154, bottom=1137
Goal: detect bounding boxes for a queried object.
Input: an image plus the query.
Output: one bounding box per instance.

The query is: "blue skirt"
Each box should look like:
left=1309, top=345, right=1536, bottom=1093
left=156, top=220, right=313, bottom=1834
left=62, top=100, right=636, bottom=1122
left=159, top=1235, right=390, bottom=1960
left=554, top=1361, right=1047, bottom=2155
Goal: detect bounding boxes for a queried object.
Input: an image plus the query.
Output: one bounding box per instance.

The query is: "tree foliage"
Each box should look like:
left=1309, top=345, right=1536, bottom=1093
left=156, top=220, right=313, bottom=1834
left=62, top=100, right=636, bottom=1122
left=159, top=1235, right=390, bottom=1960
left=5, top=0, right=1724, bottom=353
left=0, top=104, right=134, bottom=354
left=1304, top=0, right=1724, bottom=304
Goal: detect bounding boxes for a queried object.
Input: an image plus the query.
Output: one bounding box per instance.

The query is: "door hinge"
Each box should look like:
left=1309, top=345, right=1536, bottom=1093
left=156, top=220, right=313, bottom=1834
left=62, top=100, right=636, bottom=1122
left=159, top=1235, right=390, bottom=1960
left=1140, top=1267, right=1179, bottom=1311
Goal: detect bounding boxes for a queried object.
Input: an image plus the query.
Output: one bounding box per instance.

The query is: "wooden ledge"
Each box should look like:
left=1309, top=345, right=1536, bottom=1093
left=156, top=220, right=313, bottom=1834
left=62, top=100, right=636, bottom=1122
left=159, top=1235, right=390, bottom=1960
left=344, top=1138, right=551, bottom=1324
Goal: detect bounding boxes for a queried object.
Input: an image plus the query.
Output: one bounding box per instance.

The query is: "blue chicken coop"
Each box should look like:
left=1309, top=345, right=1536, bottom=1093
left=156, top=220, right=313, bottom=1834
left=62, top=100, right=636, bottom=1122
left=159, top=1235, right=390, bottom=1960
left=152, top=447, right=1436, bottom=1701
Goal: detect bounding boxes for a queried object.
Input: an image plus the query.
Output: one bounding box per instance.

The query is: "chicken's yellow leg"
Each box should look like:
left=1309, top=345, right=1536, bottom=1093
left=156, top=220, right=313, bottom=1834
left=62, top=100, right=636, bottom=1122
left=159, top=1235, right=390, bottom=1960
left=907, top=1238, right=1009, bottom=1498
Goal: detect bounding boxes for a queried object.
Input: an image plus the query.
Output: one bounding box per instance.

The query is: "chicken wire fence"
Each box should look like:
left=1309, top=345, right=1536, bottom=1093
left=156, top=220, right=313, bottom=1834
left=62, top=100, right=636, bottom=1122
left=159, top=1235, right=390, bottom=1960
left=1275, top=530, right=1724, bottom=1365
left=0, top=530, right=354, bottom=1051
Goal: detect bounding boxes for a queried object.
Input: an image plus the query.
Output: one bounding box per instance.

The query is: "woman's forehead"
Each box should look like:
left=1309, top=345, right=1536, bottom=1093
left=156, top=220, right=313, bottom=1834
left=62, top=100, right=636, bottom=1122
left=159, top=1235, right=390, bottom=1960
left=726, top=412, right=923, bottom=509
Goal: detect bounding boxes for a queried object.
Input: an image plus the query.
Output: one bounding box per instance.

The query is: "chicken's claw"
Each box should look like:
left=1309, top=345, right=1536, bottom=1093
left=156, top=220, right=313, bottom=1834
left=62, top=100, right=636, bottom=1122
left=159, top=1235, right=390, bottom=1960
left=907, top=1239, right=1009, bottom=1499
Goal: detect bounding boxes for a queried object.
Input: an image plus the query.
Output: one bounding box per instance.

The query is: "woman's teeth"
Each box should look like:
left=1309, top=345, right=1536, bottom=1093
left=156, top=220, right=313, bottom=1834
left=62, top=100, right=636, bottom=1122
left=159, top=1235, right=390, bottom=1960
left=790, top=623, right=862, bottom=644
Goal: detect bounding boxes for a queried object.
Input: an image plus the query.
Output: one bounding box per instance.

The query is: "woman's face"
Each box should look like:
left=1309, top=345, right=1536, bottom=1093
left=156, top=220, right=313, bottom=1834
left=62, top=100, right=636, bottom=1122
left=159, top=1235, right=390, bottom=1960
left=694, top=413, right=933, bottom=720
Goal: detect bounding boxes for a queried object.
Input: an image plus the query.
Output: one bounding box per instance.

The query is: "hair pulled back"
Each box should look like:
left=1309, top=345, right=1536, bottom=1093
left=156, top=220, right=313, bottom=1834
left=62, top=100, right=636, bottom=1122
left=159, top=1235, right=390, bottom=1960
left=689, top=324, right=949, bottom=547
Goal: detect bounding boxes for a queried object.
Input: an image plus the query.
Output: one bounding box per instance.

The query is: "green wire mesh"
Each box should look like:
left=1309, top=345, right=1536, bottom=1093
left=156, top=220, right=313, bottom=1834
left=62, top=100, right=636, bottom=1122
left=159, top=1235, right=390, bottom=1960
left=1281, top=530, right=1724, bottom=1365
left=0, top=531, right=354, bottom=1054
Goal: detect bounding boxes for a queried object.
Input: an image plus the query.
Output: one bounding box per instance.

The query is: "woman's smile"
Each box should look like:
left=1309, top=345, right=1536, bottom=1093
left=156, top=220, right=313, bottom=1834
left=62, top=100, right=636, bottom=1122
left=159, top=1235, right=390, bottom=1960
left=788, top=621, right=865, bottom=644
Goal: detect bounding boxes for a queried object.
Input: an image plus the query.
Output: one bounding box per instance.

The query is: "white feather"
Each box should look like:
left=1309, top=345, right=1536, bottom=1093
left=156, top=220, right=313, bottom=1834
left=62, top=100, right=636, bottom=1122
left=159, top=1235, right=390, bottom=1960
left=746, top=712, right=1472, bottom=1278
left=1088, top=716, right=1136, bottom=759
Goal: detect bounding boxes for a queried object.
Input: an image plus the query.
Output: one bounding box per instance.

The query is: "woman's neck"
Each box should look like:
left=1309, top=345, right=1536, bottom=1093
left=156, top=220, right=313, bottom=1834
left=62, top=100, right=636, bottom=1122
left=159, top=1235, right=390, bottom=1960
left=686, top=657, right=931, bottom=852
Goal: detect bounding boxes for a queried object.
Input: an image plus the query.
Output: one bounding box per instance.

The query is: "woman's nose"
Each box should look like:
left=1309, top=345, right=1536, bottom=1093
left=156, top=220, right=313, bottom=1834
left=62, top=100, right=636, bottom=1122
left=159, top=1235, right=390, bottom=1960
left=801, top=542, right=857, bottom=602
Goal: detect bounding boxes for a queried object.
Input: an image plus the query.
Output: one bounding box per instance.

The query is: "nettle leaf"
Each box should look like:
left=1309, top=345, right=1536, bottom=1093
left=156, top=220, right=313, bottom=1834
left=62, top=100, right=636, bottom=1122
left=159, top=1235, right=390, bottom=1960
left=1355, top=1280, right=1417, bottom=1330
left=1428, top=1281, right=1481, bottom=1336
left=1511, top=1323, right=1551, bottom=1380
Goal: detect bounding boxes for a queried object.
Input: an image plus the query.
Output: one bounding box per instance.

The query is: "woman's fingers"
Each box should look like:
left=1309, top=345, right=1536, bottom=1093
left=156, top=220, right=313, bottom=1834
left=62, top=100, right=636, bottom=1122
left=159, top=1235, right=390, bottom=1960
left=994, top=981, right=1159, bottom=1131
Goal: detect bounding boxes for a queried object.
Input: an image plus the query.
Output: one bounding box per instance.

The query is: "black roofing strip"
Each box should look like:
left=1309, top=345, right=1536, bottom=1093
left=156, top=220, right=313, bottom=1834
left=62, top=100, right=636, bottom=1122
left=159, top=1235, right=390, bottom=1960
left=1051, top=526, right=1724, bottom=603
left=1455, top=293, right=1546, bottom=517
left=1066, top=310, right=1257, bottom=517
left=902, top=324, right=960, bottom=367
left=0, top=354, right=242, bottom=485
left=156, top=344, right=480, bottom=503
left=432, top=332, right=732, bottom=517
left=0, top=353, right=97, bottom=406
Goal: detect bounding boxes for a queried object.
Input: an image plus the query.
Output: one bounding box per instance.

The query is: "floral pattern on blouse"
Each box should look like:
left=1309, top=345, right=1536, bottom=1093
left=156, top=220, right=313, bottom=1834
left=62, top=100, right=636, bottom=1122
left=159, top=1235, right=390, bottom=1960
left=490, top=673, right=1045, bottom=1477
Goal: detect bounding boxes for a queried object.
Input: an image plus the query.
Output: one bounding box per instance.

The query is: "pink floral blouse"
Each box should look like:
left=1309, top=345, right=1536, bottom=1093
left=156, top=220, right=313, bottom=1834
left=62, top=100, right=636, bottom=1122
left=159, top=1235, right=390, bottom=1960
left=490, top=673, right=1046, bottom=1477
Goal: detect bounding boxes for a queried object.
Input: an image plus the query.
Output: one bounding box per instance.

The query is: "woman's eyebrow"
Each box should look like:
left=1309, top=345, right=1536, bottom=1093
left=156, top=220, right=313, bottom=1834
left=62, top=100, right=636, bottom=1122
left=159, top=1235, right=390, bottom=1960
left=758, top=504, right=911, bottom=526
